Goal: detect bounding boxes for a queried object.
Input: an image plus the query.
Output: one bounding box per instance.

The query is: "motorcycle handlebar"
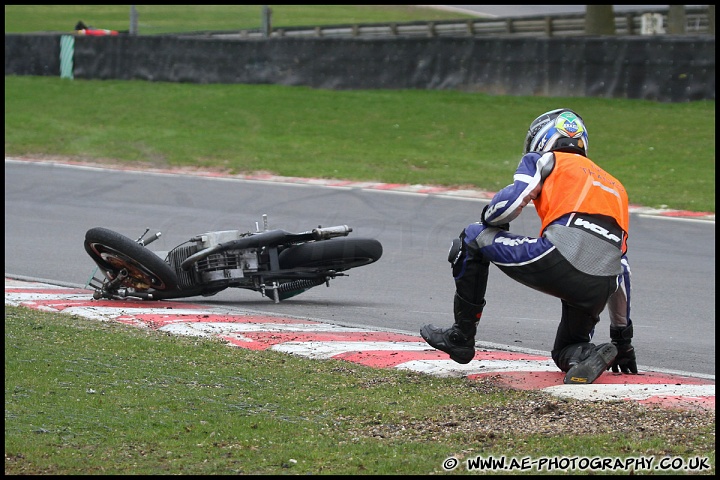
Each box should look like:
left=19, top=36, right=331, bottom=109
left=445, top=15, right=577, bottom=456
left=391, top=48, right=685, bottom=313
left=140, top=232, right=161, bottom=246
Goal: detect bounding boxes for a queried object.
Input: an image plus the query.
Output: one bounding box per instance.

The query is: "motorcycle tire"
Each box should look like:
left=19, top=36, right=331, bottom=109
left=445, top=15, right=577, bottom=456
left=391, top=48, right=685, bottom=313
left=84, top=227, right=179, bottom=293
left=278, top=237, right=382, bottom=271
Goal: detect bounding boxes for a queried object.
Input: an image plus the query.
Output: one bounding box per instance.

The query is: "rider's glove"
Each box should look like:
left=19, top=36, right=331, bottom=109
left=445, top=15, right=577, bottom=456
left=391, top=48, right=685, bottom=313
left=481, top=205, right=509, bottom=231
left=608, top=324, right=638, bottom=374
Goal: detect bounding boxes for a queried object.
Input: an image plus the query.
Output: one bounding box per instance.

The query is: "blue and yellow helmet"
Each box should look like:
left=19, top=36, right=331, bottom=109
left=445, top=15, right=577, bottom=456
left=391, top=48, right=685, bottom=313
left=523, top=109, right=589, bottom=156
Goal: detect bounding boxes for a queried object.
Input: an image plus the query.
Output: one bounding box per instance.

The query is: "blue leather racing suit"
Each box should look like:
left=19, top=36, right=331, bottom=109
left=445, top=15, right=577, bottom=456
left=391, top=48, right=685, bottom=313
left=452, top=149, right=632, bottom=372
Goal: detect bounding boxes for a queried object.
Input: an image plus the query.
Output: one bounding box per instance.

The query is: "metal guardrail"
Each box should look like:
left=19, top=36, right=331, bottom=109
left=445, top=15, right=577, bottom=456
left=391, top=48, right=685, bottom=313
left=180, top=7, right=713, bottom=40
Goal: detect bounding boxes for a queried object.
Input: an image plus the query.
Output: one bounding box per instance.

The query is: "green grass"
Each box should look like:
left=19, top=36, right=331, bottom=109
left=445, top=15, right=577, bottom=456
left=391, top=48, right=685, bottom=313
left=5, top=306, right=715, bottom=475
left=4, top=5, right=476, bottom=34
left=4, top=76, right=716, bottom=212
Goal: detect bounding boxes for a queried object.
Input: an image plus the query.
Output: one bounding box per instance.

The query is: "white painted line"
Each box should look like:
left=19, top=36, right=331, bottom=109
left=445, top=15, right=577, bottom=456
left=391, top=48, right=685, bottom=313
left=6, top=158, right=713, bottom=221
left=273, top=341, right=431, bottom=359
left=544, top=384, right=715, bottom=402
left=159, top=322, right=372, bottom=337
left=5, top=293, right=91, bottom=304
left=5, top=280, right=81, bottom=289
left=53, top=306, right=215, bottom=321
left=636, top=214, right=715, bottom=223
left=396, top=359, right=559, bottom=377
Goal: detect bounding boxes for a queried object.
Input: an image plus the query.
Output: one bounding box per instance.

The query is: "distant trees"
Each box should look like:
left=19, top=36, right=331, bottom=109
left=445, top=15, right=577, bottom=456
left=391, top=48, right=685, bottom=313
left=584, top=5, right=615, bottom=35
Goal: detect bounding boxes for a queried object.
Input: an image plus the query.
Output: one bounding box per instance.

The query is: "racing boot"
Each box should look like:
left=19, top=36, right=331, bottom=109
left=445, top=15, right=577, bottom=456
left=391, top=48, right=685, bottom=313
left=563, top=342, right=618, bottom=385
left=420, top=293, right=485, bottom=364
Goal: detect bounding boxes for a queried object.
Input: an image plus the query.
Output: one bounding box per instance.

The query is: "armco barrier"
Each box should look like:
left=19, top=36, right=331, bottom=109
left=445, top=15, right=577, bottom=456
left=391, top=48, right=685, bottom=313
left=5, top=34, right=715, bottom=102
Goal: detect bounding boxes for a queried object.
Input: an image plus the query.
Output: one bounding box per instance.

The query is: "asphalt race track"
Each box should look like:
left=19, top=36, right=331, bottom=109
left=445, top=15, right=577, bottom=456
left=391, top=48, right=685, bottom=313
left=4, top=158, right=716, bottom=411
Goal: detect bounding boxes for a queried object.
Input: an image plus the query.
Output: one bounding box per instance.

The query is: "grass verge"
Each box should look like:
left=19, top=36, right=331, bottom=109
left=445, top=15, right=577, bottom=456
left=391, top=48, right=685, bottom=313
left=4, top=5, right=476, bottom=35
left=5, top=77, right=715, bottom=213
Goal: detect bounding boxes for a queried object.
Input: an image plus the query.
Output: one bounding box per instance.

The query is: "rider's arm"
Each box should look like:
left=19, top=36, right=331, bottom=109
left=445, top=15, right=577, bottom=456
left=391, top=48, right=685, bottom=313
left=607, top=254, right=632, bottom=329
left=607, top=254, right=637, bottom=374
left=482, top=152, right=555, bottom=226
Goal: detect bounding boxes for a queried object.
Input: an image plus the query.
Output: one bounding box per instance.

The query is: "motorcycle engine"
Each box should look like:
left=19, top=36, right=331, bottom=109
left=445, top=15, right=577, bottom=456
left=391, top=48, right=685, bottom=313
left=168, top=230, right=260, bottom=288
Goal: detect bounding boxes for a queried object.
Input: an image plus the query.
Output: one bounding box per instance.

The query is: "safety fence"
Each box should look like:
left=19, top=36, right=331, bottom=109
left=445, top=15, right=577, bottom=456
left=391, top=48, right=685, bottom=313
left=182, top=7, right=713, bottom=40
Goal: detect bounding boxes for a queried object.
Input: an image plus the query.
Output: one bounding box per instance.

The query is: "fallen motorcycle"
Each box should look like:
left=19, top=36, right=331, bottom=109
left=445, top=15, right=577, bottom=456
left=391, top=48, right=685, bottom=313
left=84, top=214, right=382, bottom=303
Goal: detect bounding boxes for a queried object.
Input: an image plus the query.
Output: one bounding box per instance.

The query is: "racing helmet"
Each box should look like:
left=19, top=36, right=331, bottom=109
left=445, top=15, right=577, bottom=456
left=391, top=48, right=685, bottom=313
left=523, top=108, right=589, bottom=156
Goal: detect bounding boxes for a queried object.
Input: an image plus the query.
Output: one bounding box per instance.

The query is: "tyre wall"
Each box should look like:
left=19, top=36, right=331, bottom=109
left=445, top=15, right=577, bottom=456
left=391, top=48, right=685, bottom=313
left=4, top=34, right=60, bottom=76
left=5, top=34, right=715, bottom=102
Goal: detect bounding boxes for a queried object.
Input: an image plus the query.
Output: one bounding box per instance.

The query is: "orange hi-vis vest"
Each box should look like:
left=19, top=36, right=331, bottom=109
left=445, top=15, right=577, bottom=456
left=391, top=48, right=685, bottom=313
left=533, top=152, right=629, bottom=253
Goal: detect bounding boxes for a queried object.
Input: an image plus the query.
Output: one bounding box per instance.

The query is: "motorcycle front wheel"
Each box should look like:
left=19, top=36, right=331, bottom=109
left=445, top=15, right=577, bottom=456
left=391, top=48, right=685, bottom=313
left=278, top=237, right=382, bottom=271
left=84, top=227, right=179, bottom=293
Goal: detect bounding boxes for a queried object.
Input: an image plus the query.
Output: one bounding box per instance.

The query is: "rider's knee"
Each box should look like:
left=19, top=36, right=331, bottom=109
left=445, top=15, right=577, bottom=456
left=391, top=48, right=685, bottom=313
left=449, top=224, right=489, bottom=278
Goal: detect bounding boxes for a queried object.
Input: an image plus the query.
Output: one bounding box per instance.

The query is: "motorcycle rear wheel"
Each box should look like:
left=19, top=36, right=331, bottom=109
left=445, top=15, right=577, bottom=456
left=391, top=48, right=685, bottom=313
left=278, top=237, right=382, bottom=271
left=84, top=227, right=179, bottom=293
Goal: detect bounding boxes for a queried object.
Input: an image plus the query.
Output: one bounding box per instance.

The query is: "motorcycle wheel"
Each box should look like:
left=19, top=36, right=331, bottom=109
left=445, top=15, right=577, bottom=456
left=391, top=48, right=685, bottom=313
left=84, top=227, right=179, bottom=293
left=278, top=237, right=382, bottom=271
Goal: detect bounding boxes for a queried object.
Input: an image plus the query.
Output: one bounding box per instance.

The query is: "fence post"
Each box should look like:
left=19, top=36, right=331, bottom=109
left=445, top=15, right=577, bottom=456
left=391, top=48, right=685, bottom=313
left=261, top=5, right=272, bottom=37
left=667, top=5, right=687, bottom=34
left=129, top=5, right=138, bottom=35
left=585, top=5, right=616, bottom=35
left=625, top=13, right=635, bottom=35
left=709, top=5, right=716, bottom=34
left=466, top=20, right=475, bottom=36
left=505, top=18, right=514, bottom=34
left=428, top=22, right=436, bottom=37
